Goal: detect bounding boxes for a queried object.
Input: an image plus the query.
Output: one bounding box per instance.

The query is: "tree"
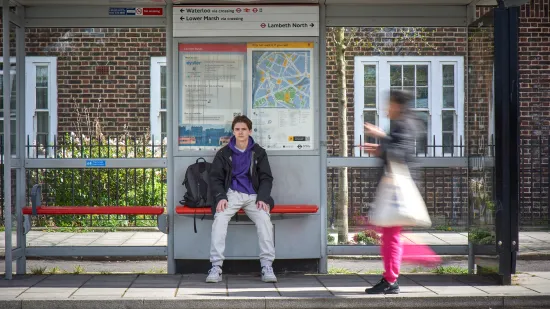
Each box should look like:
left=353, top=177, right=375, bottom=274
left=326, top=27, right=435, bottom=244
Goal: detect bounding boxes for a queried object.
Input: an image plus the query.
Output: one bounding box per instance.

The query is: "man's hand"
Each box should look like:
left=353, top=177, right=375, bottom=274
left=257, top=201, right=270, bottom=212
left=364, top=122, right=386, bottom=138
left=216, top=199, right=228, bottom=212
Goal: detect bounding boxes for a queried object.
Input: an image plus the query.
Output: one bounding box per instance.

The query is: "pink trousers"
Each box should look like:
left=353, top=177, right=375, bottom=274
left=380, top=226, right=403, bottom=283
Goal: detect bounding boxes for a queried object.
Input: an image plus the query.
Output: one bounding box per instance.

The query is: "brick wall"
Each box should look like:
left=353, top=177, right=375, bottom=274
left=518, top=0, right=550, bottom=225
left=25, top=27, right=166, bottom=137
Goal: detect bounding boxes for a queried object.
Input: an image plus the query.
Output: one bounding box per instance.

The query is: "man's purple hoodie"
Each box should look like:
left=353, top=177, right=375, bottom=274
left=228, top=136, right=256, bottom=195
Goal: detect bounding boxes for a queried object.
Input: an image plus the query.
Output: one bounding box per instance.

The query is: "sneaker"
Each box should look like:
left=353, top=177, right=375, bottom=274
left=206, top=265, right=222, bottom=283
left=261, top=266, right=277, bottom=283
left=365, top=278, right=399, bottom=294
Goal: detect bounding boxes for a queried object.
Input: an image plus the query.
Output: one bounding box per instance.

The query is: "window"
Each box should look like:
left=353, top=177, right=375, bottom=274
left=354, top=56, right=464, bottom=157
left=25, top=57, right=57, bottom=157
left=151, top=57, right=167, bottom=145
left=0, top=57, right=17, bottom=155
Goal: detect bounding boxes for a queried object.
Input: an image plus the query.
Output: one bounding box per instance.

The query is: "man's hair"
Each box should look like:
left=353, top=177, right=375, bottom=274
left=232, top=115, right=253, bottom=131
left=389, top=89, right=414, bottom=106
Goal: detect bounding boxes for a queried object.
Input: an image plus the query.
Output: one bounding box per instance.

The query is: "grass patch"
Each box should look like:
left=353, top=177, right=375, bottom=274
left=328, top=267, right=356, bottom=275
left=49, top=266, right=62, bottom=274
left=432, top=266, right=468, bottom=275
left=30, top=266, right=48, bottom=275
left=100, top=271, right=113, bottom=275
left=72, top=265, right=85, bottom=274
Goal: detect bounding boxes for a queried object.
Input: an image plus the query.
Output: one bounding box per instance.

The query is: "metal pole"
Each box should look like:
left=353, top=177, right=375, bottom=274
left=3, top=0, right=13, bottom=280
left=319, top=3, right=328, bottom=274
left=166, top=1, right=176, bottom=274
left=15, top=4, right=26, bottom=275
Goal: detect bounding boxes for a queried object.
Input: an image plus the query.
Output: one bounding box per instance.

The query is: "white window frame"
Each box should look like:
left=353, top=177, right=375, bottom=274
left=25, top=56, right=57, bottom=158
left=150, top=56, right=166, bottom=145
left=354, top=56, right=465, bottom=157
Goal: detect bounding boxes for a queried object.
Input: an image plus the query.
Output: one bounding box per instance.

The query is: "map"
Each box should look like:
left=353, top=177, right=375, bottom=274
left=252, top=51, right=311, bottom=109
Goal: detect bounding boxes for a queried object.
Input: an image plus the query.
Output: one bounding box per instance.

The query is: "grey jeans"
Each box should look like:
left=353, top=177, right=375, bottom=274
left=209, top=189, right=275, bottom=267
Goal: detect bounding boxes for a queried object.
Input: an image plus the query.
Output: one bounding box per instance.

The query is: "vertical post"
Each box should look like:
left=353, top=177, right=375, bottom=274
left=166, top=1, right=176, bottom=274
left=318, top=3, right=328, bottom=274
left=508, top=5, right=520, bottom=276
left=493, top=1, right=520, bottom=285
left=3, top=0, right=13, bottom=280
left=15, top=4, right=26, bottom=275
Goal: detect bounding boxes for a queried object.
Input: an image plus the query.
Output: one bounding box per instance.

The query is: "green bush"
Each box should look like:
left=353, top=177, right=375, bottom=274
left=353, top=229, right=381, bottom=245
left=468, top=228, right=495, bottom=245
left=28, top=132, right=167, bottom=228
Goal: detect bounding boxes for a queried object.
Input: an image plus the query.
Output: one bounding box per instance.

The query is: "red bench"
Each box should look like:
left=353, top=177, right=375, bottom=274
left=22, top=206, right=164, bottom=216
left=176, top=204, right=318, bottom=215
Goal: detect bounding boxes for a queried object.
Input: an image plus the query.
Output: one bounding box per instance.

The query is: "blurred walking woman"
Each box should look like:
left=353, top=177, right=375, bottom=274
left=362, top=89, right=429, bottom=294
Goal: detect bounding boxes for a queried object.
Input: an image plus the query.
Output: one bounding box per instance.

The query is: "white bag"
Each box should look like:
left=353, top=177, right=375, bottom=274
left=368, top=161, right=432, bottom=228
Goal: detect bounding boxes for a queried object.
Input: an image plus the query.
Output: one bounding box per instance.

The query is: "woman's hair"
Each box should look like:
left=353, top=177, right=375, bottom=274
left=389, top=89, right=414, bottom=107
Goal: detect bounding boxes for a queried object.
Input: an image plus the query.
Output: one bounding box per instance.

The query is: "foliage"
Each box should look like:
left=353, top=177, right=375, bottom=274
left=327, top=234, right=336, bottom=245
left=432, top=266, right=468, bottom=275
left=353, top=229, right=381, bottom=245
left=469, top=227, right=495, bottom=245
left=328, top=267, right=356, bottom=275
left=27, top=116, right=167, bottom=229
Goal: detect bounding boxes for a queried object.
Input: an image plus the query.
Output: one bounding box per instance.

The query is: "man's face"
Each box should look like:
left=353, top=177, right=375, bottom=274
left=233, top=122, right=251, bottom=142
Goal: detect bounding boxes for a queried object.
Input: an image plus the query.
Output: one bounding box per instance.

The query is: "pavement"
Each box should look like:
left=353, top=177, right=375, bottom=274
left=2, top=230, right=550, bottom=258
left=0, top=272, right=550, bottom=308
left=1, top=231, right=550, bottom=308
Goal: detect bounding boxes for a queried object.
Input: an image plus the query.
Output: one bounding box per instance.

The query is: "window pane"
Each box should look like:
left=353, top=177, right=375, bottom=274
left=403, top=65, right=415, bottom=86
left=363, top=111, right=377, bottom=144
left=403, top=87, right=415, bottom=108
left=390, top=65, right=402, bottom=86
left=442, top=110, right=454, bottom=132
left=416, top=65, right=428, bottom=86
left=415, top=111, right=429, bottom=154
left=37, top=111, right=49, bottom=135
left=161, top=87, right=167, bottom=110
left=443, top=65, right=455, bottom=86
left=37, top=134, right=47, bottom=155
left=36, top=66, right=48, bottom=87
left=160, top=65, right=166, bottom=87
left=416, top=87, right=429, bottom=109
left=443, top=133, right=454, bottom=154
left=36, top=88, right=48, bottom=110
left=36, top=66, right=49, bottom=109
left=364, top=87, right=376, bottom=108
left=364, top=65, right=376, bottom=86
left=161, top=111, right=167, bottom=139
left=443, top=87, right=455, bottom=108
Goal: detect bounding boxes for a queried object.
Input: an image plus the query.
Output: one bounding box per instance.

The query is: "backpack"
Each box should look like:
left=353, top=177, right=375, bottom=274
left=180, top=157, right=214, bottom=208
left=180, top=158, right=214, bottom=233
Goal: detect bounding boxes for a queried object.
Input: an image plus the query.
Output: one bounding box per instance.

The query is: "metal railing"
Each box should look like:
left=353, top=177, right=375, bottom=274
left=0, top=134, right=167, bottom=228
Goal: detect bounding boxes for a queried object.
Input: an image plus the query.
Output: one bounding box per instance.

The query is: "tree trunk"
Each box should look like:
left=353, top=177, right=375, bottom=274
left=335, top=28, right=349, bottom=244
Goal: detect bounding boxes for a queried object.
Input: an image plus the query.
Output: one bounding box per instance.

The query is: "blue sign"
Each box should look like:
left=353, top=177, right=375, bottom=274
left=109, top=8, right=135, bottom=15
left=86, top=160, right=106, bottom=167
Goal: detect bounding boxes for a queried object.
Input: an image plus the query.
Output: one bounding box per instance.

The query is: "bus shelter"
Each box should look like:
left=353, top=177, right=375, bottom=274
left=1, top=0, right=522, bottom=285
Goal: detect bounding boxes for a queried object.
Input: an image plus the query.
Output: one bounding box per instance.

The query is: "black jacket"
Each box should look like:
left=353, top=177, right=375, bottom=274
left=209, top=143, right=275, bottom=214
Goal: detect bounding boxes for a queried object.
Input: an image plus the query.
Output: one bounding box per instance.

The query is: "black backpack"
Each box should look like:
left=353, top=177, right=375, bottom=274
left=180, top=158, right=214, bottom=233
left=180, top=157, right=214, bottom=208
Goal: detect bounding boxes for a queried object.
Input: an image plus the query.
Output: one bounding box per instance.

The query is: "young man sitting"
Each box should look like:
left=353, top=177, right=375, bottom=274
left=206, top=115, right=277, bottom=283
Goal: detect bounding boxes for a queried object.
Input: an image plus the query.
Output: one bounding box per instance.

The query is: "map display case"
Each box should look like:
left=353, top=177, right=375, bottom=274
left=178, top=42, right=315, bottom=151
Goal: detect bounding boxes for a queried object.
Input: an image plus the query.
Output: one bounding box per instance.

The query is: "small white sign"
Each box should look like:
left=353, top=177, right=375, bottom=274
left=173, top=5, right=319, bottom=37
